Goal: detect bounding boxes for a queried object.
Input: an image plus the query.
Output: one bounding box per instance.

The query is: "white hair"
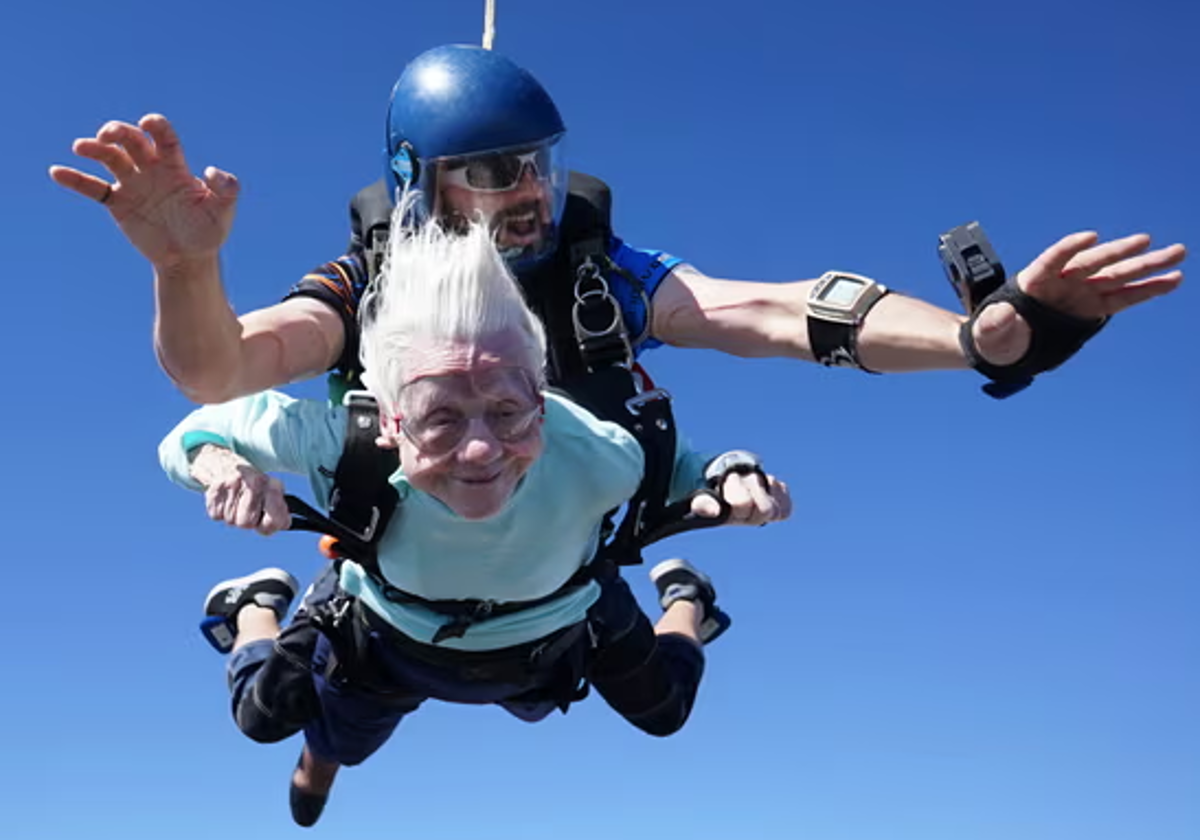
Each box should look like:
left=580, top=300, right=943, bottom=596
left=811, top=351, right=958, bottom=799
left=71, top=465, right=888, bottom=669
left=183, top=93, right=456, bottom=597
left=358, top=193, right=548, bottom=411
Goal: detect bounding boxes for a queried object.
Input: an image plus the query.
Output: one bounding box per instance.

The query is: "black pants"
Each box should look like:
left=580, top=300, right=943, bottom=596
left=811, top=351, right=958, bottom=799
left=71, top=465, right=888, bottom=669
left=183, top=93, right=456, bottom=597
left=228, top=567, right=706, bottom=749
left=585, top=572, right=707, bottom=737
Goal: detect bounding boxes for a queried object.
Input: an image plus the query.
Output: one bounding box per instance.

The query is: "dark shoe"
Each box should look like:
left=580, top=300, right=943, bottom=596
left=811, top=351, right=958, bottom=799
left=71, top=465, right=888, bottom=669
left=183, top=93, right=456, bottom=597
left=650, top=558, right=732, bottom=644
left=289, top=781, right=328, bottom=828
left=199, top=568, right=299, bottom=653
left=290, top=748, right=338, bottom=828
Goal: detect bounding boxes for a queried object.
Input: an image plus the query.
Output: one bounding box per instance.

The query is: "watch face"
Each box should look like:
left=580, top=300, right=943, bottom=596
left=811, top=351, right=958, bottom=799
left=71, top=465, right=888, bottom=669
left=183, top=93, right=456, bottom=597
left=818, top=276, right=866, bottom=306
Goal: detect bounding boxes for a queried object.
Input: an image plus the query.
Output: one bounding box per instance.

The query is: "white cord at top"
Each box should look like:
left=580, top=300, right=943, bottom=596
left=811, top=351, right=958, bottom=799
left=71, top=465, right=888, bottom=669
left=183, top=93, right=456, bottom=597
left=482, top=0, right=496, bottom=49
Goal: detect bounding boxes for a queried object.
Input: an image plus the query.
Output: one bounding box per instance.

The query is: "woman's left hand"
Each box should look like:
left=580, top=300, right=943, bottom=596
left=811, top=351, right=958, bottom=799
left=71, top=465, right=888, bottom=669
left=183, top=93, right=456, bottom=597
left=691, top=471, right=792, bottom=525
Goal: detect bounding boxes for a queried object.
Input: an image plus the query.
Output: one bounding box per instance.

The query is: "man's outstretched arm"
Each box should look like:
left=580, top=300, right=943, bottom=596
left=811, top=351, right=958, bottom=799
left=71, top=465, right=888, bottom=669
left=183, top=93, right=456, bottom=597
left=650, top=231, right=1185, bottom=375
left=51, top=113, right=346, bottom=403
left=153, top=286, right=343, bottom=404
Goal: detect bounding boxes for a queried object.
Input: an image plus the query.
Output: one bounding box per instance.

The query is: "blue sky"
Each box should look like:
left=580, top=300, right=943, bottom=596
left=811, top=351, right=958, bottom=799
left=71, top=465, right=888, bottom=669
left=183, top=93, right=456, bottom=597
left=4, top=1, right=1196, bottom=838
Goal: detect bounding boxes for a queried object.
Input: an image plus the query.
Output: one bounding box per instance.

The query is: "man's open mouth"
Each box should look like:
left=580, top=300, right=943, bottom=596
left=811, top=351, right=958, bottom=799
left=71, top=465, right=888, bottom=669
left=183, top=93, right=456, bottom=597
left=498, top=209, right=540, bottom=243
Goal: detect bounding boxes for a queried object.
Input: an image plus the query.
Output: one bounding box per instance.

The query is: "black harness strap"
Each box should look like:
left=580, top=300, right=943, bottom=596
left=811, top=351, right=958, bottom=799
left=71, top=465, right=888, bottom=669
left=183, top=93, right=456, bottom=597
left=550, top=175, right=684, bottom=566
left=348, top=179, right=394, bottom=284
left=286, top=393, right=398, bottom=569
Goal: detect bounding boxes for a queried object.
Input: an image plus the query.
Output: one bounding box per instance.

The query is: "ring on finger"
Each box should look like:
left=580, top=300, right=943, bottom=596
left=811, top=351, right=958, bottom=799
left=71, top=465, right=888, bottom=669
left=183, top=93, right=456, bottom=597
left=98, top=183, right=114, bottom=205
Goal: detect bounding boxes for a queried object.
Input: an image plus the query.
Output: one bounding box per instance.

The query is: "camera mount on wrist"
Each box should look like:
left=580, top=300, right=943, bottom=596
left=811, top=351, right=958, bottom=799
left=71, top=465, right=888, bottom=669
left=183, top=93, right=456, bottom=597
left=938, top=221, right=1007, bottom=314
left=939, top=221, right=1106, bottom=399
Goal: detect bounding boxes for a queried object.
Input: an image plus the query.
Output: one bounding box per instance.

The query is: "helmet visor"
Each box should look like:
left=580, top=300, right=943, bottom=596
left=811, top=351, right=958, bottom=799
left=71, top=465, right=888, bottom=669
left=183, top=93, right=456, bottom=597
left=429, top=135, right=568, bottom=267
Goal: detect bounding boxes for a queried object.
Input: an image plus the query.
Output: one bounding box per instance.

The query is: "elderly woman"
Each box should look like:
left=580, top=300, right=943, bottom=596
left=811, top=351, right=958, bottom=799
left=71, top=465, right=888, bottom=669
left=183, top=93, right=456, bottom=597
left=159, top=212, right=791, bottom=827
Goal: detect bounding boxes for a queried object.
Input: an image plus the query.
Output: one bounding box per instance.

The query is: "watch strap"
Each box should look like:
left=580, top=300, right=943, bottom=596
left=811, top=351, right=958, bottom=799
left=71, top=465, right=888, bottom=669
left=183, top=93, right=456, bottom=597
left=808, top=316, right=859, bottom=368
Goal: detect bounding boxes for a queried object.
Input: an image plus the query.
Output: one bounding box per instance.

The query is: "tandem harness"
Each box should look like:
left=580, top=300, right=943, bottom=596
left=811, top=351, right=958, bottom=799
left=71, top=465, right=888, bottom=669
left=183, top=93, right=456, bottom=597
left=283, top=172, right=731, bottom=647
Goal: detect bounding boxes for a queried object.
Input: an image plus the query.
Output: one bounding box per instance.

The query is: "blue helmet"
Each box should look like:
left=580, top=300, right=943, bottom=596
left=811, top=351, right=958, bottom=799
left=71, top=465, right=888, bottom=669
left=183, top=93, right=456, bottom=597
left=384, top=45, right=569, bottom=267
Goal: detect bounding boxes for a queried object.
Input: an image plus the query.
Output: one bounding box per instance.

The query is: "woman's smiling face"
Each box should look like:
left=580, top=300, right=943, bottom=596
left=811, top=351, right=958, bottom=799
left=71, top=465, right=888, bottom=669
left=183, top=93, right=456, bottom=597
left=381, top=334, right=544, bottom=520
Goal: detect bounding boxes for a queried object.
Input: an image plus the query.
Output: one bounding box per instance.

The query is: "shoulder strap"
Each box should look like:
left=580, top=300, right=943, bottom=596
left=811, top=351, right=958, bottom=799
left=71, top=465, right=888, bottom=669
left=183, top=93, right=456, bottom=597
left=286, top=393, right=399, bottom=580
left=328, top=393, right=398, bottom=546
left=349, top=179, right=394, bottom=284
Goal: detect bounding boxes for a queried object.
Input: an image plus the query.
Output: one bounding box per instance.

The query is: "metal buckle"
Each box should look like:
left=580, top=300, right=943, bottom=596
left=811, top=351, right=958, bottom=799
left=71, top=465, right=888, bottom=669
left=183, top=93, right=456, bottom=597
left=624, top=387, right=671, bottom=416
left=352, top=505, right=382, bottom=542
left=342, top=390, right=380, bottom=431
left=574, top=255, right=604, bottom=288
left=342, top=387, right=377, bottom=407
left=327, top=488, right=382, bottom=542
left=573, top=257, right=633, bottom=367
left=572, top=290, right=625, bottom=340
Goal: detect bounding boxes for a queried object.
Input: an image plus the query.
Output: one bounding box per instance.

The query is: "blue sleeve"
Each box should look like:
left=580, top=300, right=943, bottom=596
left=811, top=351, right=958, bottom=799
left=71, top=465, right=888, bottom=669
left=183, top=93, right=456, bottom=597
left=604, top=237, right=684, bottom=355
left=283, top=251, right=369, bottom=375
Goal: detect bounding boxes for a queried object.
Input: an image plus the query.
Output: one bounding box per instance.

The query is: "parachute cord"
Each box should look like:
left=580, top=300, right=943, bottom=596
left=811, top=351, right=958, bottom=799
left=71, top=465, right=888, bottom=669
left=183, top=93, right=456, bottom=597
left=482, top=0, right=496, bottom=49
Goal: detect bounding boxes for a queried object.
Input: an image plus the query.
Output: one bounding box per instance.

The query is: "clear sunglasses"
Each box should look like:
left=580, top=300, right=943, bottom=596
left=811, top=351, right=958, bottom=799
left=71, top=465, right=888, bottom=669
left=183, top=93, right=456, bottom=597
left=437, top=147, right=552, bottom=193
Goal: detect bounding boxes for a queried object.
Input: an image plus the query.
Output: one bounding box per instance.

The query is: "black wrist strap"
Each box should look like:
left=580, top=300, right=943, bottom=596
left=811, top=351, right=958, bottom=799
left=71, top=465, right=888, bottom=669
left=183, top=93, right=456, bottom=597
left=961, top=280, right=1108, bottom=399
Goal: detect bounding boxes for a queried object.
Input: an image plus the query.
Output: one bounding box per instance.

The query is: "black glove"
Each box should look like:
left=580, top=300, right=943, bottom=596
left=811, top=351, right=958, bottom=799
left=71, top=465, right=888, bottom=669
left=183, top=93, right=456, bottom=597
left=960, top=279, right=1108, bottom=399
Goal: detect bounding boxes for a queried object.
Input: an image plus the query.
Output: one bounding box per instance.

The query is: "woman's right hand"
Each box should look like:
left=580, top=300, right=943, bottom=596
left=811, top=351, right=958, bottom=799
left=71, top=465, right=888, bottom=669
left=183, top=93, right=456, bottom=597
left=188, top=444, right=291, bottom=535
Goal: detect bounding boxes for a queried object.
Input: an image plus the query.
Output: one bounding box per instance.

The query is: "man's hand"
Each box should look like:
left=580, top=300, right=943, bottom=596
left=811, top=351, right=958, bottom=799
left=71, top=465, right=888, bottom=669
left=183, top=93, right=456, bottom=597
left=188, top=444, right=291, bottom=535
left=691, top=471, right=792, bottom=525
left=973, top=232, right=1186, bottom=366
left=48, top=113, right=239, bottom=270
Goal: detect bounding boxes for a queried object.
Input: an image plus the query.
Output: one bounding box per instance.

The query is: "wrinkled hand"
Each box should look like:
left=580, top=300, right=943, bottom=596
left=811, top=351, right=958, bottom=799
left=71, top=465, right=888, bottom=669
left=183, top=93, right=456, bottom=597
left=691, top=471, right=792, bottom=525
left=973, top=232, right=1186, bottom=366
left=188, top=445, right=291, bottom=535
left=48, top=113, right=239, bottom=269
